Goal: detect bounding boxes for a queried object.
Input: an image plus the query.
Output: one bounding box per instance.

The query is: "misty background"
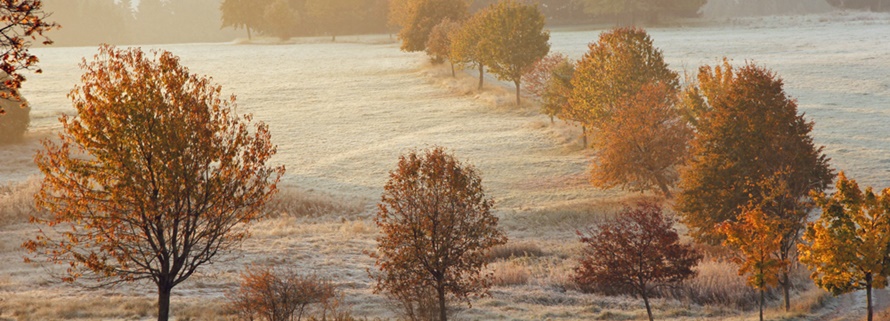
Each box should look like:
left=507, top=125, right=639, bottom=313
left=42, top=0, right=889, bottom=46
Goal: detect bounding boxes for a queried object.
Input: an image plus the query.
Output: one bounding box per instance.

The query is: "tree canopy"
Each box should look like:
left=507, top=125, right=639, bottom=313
left=475, top=0, right=550, bottom=105
left=370, top=147, right=506, bottom=321
left=24, top=45, right=285, bottom=321
left=0, top=0, right=57, bottom=111
left=575, top=202, right=701, bottom=321
left=390, top=0, right=468, bottom=52
left=675, top=59, right=833, bottom=244
left=799, top=172, right=890, bottom=321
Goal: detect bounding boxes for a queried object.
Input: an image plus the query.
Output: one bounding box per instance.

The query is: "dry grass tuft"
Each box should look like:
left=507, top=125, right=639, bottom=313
left=486, top=241, right=545, bottom=262
left=490, top=260, right=531, bottom=287
left=0, top=178, right=40, bottom=226
left=265, top=187, right=367, bottom=218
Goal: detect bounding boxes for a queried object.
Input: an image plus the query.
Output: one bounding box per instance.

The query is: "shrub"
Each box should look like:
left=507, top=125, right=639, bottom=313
left=227, top=266, right=339, bottom=321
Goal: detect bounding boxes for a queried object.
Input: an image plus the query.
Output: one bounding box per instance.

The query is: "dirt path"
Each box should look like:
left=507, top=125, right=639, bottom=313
left=812, top=288, right=890, bottom=321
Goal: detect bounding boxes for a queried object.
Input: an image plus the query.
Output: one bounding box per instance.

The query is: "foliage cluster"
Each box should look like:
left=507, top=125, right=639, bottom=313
left=220, top=0, right=389, bottom=41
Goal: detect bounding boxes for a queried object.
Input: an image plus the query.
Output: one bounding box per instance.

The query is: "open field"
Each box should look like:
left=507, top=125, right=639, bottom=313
left=2, top=11, right=890, bottom=320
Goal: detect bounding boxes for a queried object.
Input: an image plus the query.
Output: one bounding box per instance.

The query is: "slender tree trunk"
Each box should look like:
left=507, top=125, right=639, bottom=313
left=514, top=80, right=521, bottom=106
left=581, top=125, right=588, bottom=148
left=247, top=27, right=252, bottom=41
left=478, top=63, right=484, bottom=90
left=759, top=288, right=764, bottom=321
left=867, top=272, right=873, bottom=321
left=550, top=115, right=554, bottom=123
left=642, top=292, right=653, bottom=321
left=158, top=283, right=173, bottom=321
left=450, top=60, right=455, bottom=77
left=332, top=34, right=337, bottom=42
left=655, top=175, right=672, bottom=198
left=783, top=271, right=791, bottom=312
left=437, top=285, right=448, bottom=321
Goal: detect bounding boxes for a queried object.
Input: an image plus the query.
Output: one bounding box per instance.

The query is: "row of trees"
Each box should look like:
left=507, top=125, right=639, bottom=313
left=392, top=0, right=551, bottom=105
left=220, top=0, right=389, bottom=41
left=524, top=26, right=888, bottom=321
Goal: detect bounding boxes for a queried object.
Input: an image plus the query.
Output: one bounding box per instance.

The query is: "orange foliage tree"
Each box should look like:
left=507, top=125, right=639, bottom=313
left=799, top=172, right=890, bottom=321
left=570, top=27, right=678, bottom=132
left=23, top=45, right=285, bottom=321
left=370, top=147, right=507, bottom=321
left=589, top=82, right=690, bottom=197
left=425, top=18, right=461, bottom=75
left=450, top=10, right=486, bottom=90
left=717, top=208, right=787, bottom=321
left=389, top=0, right=467, bottom=52
left=575, top=202, right=701, bottom=321
left=0, top=0, right=57, bottom=112
left=675, top=60, right=833, bottom=244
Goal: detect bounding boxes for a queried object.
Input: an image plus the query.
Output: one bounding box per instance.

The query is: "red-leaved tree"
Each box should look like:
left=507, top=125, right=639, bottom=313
left=575, top=202, right=702, bottom=321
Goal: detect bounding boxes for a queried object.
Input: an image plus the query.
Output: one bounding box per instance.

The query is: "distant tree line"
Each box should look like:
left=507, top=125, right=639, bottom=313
left=827, top=0, right=890, bottom=11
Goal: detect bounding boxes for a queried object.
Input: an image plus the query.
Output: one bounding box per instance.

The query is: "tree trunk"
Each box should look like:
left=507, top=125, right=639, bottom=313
left=514, top=80, right=521, bottom=106
left=759, top=288, right=764, bottom=321
left=477, top=63, right=484, bottom=90
left=581, top=125, right=588, bottom=148
left=655, top=175, right=672, bottom=198
left=867, top=272, right=873, bottom=321
left=158, top=283, right=173, bottom=321
left=247, top=27, right=252, bottom=41
left=332, top=34, right=337, bottom=42
left=450, top=60, right=455, bottom=77
left=437, top=285, right=448, bottom=321
left=782, top=271, right=791, bottom=312
left=642, top=291, right=654, bottom=321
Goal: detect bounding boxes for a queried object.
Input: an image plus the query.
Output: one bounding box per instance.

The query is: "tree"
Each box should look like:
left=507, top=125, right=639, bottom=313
left=575, top=202, right=701, bottom=321
left=390, top=0, right=467, bottom=52
left=577, top=0, right=705, bottom=24
left=522, top=53, right=569, bottom=104
left=476, top=0, right=550, bottom=106
left=261, top=0, right=300, bottom=41
left=717, top=208, right=787, bottom=321
left=799, top=172, right=890, bottom=321
left=451, top=11, right=486, bottom=90
left=220, top=0, right=270, bottom=40
left=570, top=27, right=678, bottom=132
left=370, top=147, right=507, bottom=321
left=305, top=0, right=363, bottom=41
left=675, top=59, right=833, bottom=245
left=23, top=45, right=285, bottom=321
left=0, top=0, right=57, bottom=113
left=589, top=82, right=690, bottom=197
left=425, top=18, right=461, bottom=76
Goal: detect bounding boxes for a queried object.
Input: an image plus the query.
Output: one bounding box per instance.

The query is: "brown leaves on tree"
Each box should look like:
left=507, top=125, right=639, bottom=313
left=589, top=82, right=691, bottom=198
left=675, top=59, right=833, bottom=245
left=390, top=0, right=468, bottom=52
left=370, top=147, right=507, bottom=321
left=0, top=0, right=57, bottom=113
left=575, top=202, right=701, bottom=321
left=23, top=45, right=284, bottom=321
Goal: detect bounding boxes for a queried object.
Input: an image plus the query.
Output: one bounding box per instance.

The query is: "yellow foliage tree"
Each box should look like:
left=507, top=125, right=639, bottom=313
left=799, top=172, right=890, bottom=321
left=718, top=208, right=787, bottom=321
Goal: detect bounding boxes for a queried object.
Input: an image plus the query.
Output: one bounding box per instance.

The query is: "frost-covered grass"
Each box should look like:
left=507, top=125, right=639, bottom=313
left=2, top=12, right=890, bottom=320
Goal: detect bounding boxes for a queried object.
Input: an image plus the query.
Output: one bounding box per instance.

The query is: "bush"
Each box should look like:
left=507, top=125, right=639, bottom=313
left=227, top=266, right=349, bottom=321
left=0, top=94, right=29, bottom=145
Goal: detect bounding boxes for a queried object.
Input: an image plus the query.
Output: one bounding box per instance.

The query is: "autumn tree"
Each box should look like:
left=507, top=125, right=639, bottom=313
left=370, top=147, right=507, bottom=321
left=570, top=27, right=678, bottom=132
left=0, top=0, right=57, bottom=113
left=575, top=202, right=701, bottom=321
left=475, top=0, right=550, bottom=105
left=227, top=266, right=337, bottom=321
left=589, top=82, right=690, bottom=197
left=23, top=45, right=285, bottom=321
left=799, top=172, right=890, bottom=321
left=425, top=18, right=461, bottom=76
left=220, top=0, right=270, bottom=40
left=675, top=60, right=833, bottom=245
left=305, top=0, right=363, bottom=42
left=261, top=0, right=300, bottom=41
left=718, top=208, right=787, bottom=321
left=390, top=0, right=467, bottom=52
left=451, top=11, right=486, bottom=90
left=521, top=53, right=569, bottom=104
